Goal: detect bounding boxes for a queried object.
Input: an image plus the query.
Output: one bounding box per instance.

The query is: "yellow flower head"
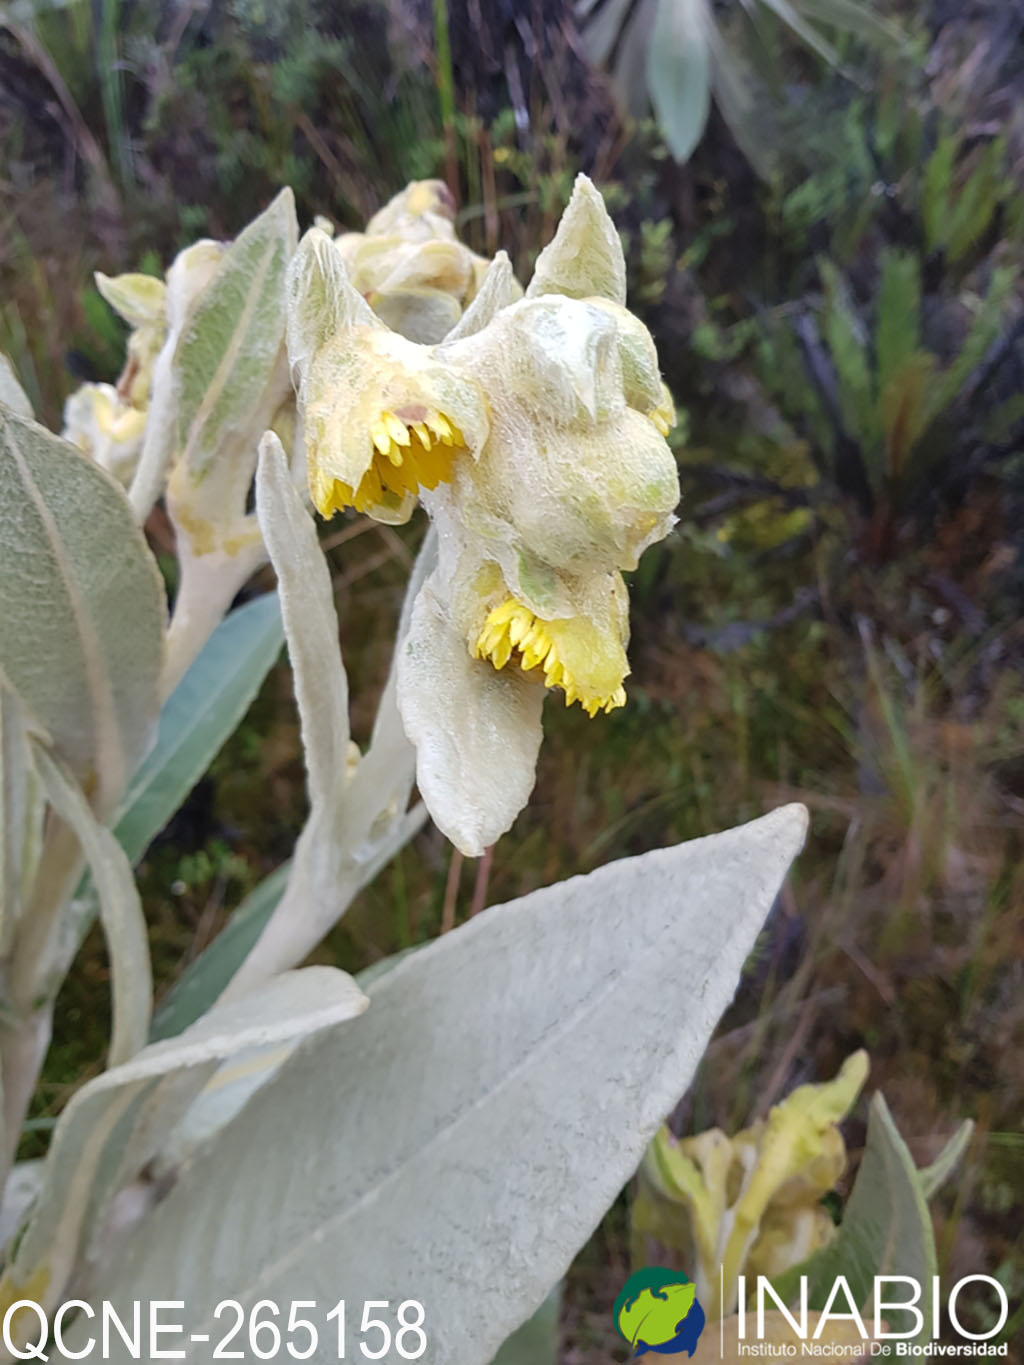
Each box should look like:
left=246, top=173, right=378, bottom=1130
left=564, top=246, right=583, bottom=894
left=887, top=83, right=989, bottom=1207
left=287, top=229, right=489, bottom=523
left=473, top=596, right=628, bottom=717
left=62, top=382, right=147, bottom=486
left=363, top=178, right=458, bottom=238
left=441, top=291, right=679, bottom=575
left=384, top=175, right=683, bottom=852
left=636, top=1051, right=870, bottom=1318
left=333, top=180, right=506, bottom=344
left=95, top=270, right=168, bottom=412
left=94, top=241, right=227, bottom=432
left=649, top=382, right=677, bottom=437
left=447, top=550, right=631, bottom=718
left=275, top=175, right=680, bottom=852
left=397, top=517, right=634, bottom=852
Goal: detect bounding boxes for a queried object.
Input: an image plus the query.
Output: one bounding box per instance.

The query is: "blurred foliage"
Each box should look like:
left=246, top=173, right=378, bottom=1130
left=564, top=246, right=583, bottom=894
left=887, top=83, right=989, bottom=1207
left=578, top=0, right=901, bottom=175
left=2, top=0, right=1022, bottom=1359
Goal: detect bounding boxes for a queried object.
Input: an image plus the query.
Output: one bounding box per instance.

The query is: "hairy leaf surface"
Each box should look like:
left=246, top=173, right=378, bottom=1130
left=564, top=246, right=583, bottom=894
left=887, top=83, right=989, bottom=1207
left=83, top=805, right=808, bottom=1363
left=0, top=409, right=164, bottom=813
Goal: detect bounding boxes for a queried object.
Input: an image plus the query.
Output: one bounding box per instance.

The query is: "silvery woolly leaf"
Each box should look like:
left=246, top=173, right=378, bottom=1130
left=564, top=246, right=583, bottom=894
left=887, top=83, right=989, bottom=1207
left=224, top=435, right=426, bottom=995
left=0, top=358, right=32, bottom=419
left=0, top=1161, right=42, bottom=1254
left=254, top=432, right=350, bottom=814
left=648, top=0, right=713, bottom=164
left=31, top=746, right=151, bottom=1067
left=160, top=191, right=298, bottom=691
left=129, top=192, right=296, bottom=523
left=0, top=969, right=366, bottom=1325
left=0, top=685, right=32, bottom=954
left=80, top=805, right=808, bottom=1364
left=0, top=408, right=165, bottom=814
left=918, top=1119, right=973, bottom=1200
left=173, top=189, right=297, bottom=486
left=491, top=1287, right=560, bottom=1364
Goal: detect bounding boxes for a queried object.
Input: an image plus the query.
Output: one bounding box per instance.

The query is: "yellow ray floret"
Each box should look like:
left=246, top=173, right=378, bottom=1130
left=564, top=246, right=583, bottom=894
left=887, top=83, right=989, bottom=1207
left=474, top=598, right=628, bottom=718
left=648, top=383, right=676, bottom=437
left=314, top=407, right=465, bottom=517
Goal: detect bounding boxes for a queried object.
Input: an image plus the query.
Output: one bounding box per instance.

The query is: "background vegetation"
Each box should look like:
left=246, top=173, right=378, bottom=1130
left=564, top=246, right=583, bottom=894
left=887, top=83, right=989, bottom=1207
left=2, top=0, right=1021, bottom=1357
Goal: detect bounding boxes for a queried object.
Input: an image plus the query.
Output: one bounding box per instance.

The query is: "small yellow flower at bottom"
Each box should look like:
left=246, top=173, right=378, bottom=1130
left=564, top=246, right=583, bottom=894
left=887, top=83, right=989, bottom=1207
left=312, top=407, right=466, bottom=517
left=474, top=598, right=628, bottom=717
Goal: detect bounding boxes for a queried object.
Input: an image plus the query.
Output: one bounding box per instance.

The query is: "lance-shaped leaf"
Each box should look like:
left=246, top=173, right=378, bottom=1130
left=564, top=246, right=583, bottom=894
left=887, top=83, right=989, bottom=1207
left=0, top=358, right=32, bottom=419
left=918, top=1119, right=973, bottom=1201
left=176, top=190, right=297, bottom=485
left=31, top=746, right=151, bottom=1067
left=797, top=0, right=901, bottom=45
left=130, top=191, right=297, bottom=529
left=0, top=685, right=32, bottom=955
left=0, top=408, right=164, bottom=814
left=222, top=434, right=426, bottom=996
left=78, top=804, right=809, bottom=1363
left=0, top=968, right=366, bottom=1327
left=162, top=191, right=298, bottom=693
left=648, top=0, right=713, bottom=165
left=255, top=433, right=350, bottom=812
left=128, top=240, right=225, bottom=520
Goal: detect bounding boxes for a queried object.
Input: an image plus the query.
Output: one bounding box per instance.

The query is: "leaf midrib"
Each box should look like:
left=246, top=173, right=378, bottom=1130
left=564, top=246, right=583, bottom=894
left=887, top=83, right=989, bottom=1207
left=163, top=843, right=787, bottom=1345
